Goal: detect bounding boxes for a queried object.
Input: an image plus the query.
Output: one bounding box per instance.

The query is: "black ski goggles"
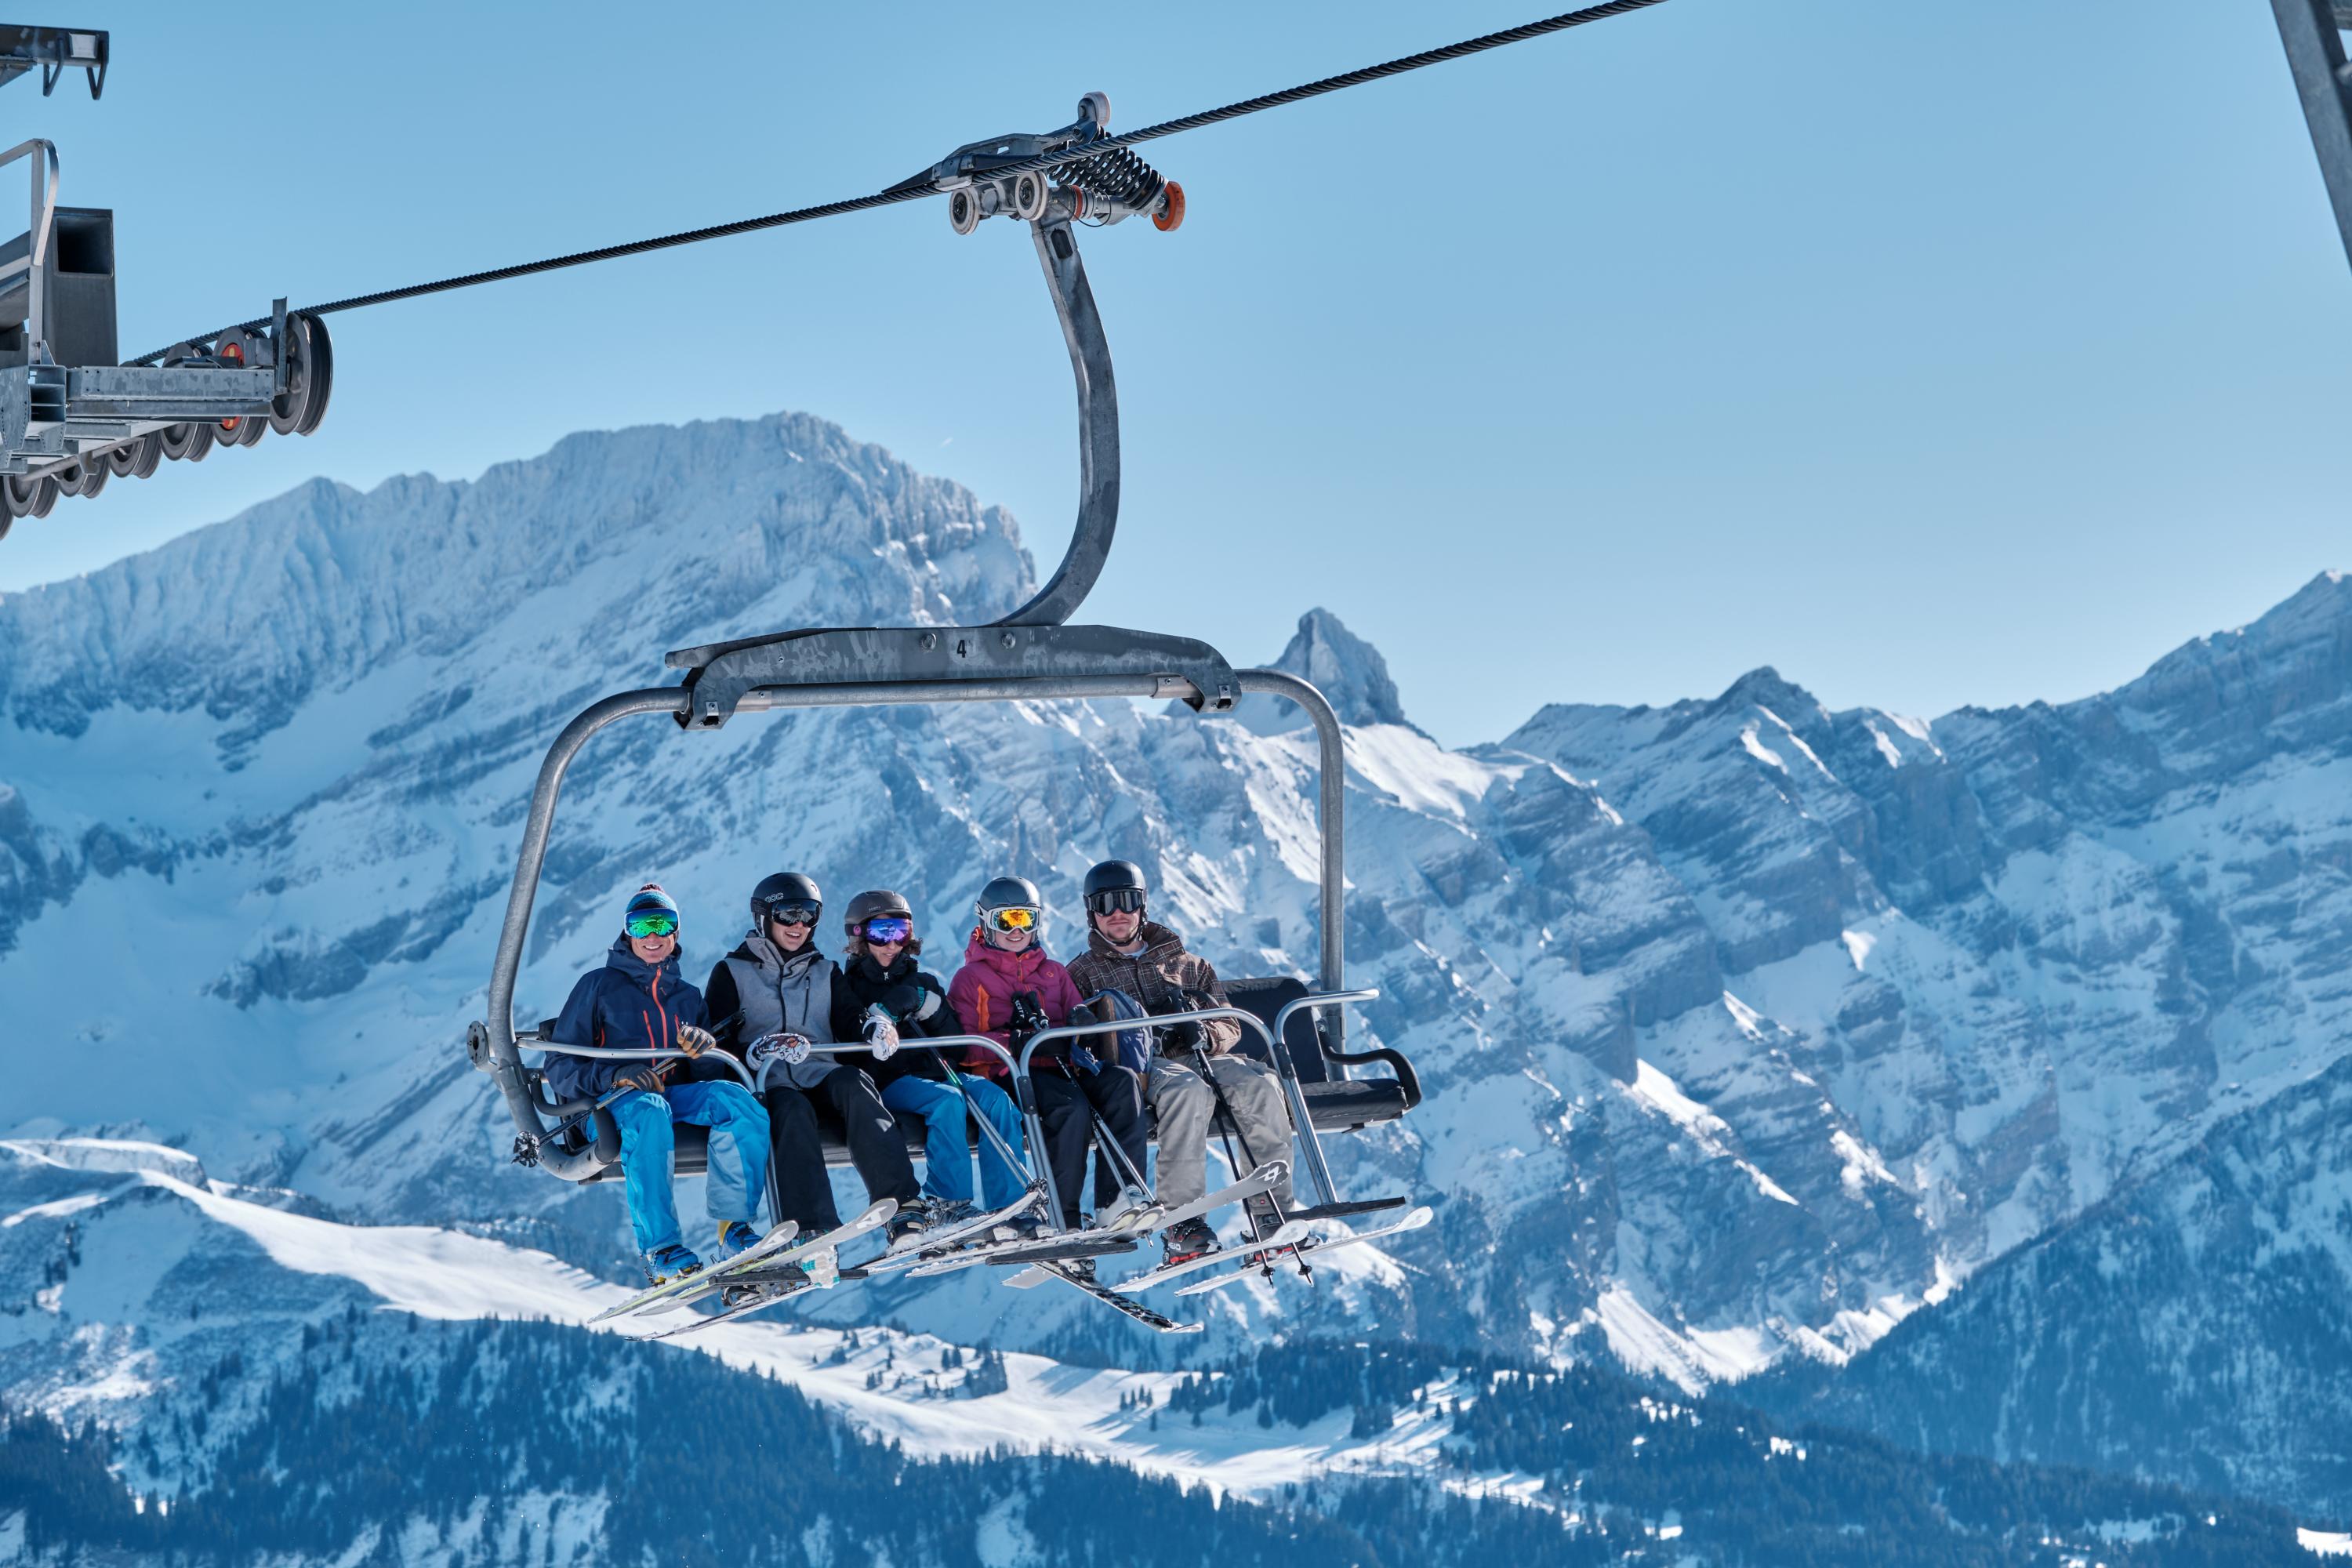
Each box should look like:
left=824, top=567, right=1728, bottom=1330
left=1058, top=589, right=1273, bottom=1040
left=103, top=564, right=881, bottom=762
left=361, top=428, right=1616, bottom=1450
left=1085, top=888, right=1146, bottom=915
left=760, top=901, right=821, bottom=929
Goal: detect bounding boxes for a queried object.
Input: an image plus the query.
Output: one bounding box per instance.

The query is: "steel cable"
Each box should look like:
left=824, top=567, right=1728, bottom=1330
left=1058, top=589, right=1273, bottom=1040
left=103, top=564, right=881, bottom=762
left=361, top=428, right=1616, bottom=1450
left=129, top=0, right=1668, bottom=363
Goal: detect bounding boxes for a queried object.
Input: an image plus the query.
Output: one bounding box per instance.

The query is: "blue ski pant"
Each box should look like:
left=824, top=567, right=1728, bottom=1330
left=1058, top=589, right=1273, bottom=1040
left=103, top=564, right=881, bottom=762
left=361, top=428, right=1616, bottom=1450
left=609, top=1080, right=770, bottom=1255
left=880, top=1073, right=1028, bottom=1210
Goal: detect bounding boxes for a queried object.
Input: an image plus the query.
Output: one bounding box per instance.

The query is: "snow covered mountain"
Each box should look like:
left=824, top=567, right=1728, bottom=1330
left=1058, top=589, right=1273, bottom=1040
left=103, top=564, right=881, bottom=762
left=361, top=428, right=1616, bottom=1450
left=5, top=412, right=2352, bottom=1516
left=1768, top=1049, right=2352, bottom=1518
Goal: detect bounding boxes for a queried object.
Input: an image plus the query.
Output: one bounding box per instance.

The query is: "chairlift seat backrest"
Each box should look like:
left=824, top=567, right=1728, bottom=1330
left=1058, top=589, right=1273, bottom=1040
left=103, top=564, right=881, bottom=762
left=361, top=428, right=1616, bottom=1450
left=1219, top=975, right=1329, bottom=1085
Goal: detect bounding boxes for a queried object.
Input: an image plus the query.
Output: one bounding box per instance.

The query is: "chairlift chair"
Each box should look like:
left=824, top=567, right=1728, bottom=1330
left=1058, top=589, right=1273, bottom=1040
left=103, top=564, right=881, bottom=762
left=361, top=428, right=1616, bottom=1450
left=466, top=95, right=1421, bottom=1229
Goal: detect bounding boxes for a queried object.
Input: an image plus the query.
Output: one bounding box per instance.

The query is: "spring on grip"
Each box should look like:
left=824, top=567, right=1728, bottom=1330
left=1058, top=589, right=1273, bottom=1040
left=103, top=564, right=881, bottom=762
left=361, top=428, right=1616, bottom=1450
left=1058, top=146, right=1167, bottom=212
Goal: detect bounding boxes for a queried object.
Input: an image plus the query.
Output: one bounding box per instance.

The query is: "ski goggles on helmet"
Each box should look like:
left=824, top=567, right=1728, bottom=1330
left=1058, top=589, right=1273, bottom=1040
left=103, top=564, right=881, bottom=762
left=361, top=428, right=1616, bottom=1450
left=986, top=906, right=1040, bottom=934
left=859, top=916, right=913, bottom=945
left=1085, top=888, right=1146, bottom=915
left=625, top=912, right=680, bottom=938
left=761, top=901, right=821, bottom=929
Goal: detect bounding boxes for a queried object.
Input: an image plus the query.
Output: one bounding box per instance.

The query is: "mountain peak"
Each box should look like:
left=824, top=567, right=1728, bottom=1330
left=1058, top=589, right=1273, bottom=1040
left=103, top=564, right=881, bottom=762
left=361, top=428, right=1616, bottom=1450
left=1715, top=666, right=1828, bottom=727
left=1231, top=608, right=1421, bottom=736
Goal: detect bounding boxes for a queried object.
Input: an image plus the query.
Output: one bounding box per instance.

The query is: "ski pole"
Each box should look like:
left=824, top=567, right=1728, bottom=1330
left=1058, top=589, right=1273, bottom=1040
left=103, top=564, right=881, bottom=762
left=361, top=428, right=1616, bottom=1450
left=940, top=1054, right=1036, bottom=1185
left=1081, top=1091, right=1155, bottom=1200
left=1199, top=1047, right=1295, bottom=1258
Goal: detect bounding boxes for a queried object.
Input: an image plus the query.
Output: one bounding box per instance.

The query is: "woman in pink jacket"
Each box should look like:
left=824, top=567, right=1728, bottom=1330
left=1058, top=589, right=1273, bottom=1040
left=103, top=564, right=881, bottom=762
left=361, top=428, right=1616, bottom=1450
left=946, top=875, right=1147, bottom=1251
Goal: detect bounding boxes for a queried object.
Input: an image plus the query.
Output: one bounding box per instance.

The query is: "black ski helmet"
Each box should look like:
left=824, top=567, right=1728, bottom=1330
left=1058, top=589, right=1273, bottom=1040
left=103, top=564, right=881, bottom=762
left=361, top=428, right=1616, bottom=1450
left=1083, top=860, right=1148, bottom=901
left=843, top=888, right=913, bottom=933
left=750, top=871, right=822, bottom=931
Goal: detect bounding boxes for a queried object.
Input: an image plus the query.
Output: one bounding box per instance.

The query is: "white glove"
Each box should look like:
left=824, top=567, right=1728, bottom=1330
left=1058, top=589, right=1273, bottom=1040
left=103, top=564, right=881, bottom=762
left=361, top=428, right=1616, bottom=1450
left=862, top=1005, right=901, bottom=1061
left=748, top=1032, right=814, bottom=1069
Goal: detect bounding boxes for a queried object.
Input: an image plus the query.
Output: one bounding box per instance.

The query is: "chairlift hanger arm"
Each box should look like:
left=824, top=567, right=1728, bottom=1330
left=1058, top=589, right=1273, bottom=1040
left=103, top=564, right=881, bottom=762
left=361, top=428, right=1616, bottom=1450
left=2273, top=0, right=2352, bottom=270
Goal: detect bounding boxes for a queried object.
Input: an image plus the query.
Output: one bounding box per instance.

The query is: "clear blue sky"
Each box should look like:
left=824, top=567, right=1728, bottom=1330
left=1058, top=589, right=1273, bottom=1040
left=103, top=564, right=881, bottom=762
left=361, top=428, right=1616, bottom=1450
left=1, top=1, right=2345, bottom=746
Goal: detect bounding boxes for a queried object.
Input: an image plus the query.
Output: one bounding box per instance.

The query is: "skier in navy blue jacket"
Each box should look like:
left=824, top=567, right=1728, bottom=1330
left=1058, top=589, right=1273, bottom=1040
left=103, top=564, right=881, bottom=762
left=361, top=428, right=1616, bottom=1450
left=548, top=885, right=771, bottom=1285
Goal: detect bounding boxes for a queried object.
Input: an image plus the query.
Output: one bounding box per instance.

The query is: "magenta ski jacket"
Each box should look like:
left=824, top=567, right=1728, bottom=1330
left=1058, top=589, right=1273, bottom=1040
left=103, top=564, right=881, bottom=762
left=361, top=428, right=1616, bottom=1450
left=945, top=927, right=1087, bottom=1077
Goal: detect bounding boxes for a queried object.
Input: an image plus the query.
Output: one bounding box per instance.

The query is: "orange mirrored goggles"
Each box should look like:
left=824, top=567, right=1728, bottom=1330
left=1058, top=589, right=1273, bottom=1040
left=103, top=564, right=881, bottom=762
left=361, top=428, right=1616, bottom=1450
left=987, top=906, right=1040, bottom=933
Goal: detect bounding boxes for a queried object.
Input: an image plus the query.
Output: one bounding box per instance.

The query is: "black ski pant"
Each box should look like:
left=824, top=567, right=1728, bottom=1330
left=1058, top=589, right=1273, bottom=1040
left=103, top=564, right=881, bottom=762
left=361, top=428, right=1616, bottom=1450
left=762, top=1066, right=920, bottom=1234
left=1032, top=1065, right=1147, bottom=1228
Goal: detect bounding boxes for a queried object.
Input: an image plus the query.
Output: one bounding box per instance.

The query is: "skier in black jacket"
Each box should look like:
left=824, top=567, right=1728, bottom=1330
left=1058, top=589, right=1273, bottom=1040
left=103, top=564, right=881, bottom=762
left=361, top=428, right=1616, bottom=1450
left=833, top=889, right=1029, bottom=1225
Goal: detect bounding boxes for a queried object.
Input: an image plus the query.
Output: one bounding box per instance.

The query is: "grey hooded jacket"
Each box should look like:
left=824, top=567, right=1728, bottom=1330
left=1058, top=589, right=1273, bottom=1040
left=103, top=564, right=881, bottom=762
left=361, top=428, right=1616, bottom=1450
left=703, top=931, right=844, bottom=1092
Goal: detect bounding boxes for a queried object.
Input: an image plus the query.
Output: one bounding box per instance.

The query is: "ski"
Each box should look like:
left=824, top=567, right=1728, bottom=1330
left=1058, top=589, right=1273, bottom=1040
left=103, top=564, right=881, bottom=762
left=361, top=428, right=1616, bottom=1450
left=906, top=1229, right=1137, bottom=1278
left=1004, top=1160, right=1290, bottom=1289
left=1038, top=1260, right=1203, bottom=1334
left=1174, top=1205, right=1433, bottom=1298
left=862, top=1187, right=1047, bottom=1275
left=1120, top=1220, right=1310, bottom=1293
left=1283, top=1195, right=1409, bottom=1224
left=682, top=1194, right=898, bottom=1307
left=621, top=1266, right=874, bottom=1342
left=588, top=1220, right=801, bottom=1324
left=982, top=1235, right=1141, bottom=1268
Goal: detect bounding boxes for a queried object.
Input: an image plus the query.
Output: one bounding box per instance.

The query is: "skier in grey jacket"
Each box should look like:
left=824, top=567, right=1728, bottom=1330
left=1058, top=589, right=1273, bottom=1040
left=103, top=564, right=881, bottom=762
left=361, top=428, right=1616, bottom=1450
left=704, top=872, right=929, bottom=1244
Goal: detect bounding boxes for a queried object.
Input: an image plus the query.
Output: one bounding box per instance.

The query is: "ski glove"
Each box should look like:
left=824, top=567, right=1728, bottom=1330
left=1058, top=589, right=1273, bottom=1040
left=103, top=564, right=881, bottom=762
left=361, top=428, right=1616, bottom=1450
left=1068, top=1000, right=1106, bottom=1073
left=861, top=1004, right=901, bottom=1061
left=747, top=1033, right=815, bottom=1080
left=614, top=1062, right=671, bottom=1094
left=675, top=1022, right=717, bottom=1057
left=1007, top=993, right=1053, bottom=1041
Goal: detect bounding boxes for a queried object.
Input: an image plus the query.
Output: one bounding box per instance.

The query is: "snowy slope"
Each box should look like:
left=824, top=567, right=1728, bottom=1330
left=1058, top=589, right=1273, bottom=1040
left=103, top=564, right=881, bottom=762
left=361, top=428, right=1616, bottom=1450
left=0, top=1134, right=1534, bottom=1504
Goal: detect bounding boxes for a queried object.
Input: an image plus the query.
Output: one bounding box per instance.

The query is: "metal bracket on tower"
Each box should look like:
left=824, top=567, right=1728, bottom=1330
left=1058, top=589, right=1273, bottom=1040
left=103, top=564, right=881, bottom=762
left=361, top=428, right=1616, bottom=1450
left=2272, top=0, right=2352, bottom=270
left=0, top=26, right=105, bottom=99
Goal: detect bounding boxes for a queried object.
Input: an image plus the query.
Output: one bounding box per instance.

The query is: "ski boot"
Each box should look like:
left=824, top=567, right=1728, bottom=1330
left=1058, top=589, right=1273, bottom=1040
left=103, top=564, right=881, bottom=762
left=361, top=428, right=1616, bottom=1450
left=886, top=1196, right=938, bottom=1250
left=1161, top=1218, right=1217, bottom=1267
left=713, top=1220, right=762, bottom=1262
left=993, top=1211, right=1049, bottom=1245
left=1061, top=1256, right=1098, bottom=1285
left=931, top=1199, right=981, bottom=1229
left=642, top=1242, right=702, bottom=1286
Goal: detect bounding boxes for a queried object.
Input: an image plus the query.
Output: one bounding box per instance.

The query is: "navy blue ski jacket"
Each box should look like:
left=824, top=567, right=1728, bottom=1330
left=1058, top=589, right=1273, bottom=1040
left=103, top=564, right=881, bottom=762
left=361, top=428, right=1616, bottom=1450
left=544, top=936, right=710, bottom=1102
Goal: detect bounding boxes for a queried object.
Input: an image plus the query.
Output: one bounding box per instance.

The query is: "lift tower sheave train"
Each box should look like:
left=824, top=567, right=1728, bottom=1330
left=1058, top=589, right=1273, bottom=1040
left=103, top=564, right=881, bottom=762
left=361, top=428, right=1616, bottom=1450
left=0, top=21, right=331, bottom=535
